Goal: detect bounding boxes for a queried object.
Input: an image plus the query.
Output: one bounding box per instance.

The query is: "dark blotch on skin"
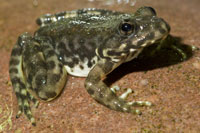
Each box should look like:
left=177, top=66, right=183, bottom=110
left=26, top=114, right=33, bottom=121
left=11, top=48, right=22, bottom=56
left=55, top=11, right=67, bottom=19
left=78, top=38, right=85, bottom=45
left=146, top=32, right=155, bottom=40
left=41, top=44, right=50, bottom=50
left=58, top=63, right=63, bottom=74
left=19, top=82, right=26, bottom=89
left=11, top=77, right=20, bottom=84
left=35, top=74, right=46, bottom=87
left=107, top=50, right=122, bottom=56
left=15, top=91, right=26, bottom=100
left=33, top=45, right=41, bottom=53
left=9, top=68, right=18, bottom=74
left=72, top=57, right=79, bottom=65
left=52, top=74, right=61, bottom=82
left=58, top=63, right=63, bottom=69
left=79, top=65, right=84, bottom=69
left=23, top=105, right=29, bottom=113
left=57, top=42, right=67, bottom=50
left=97, top=47, right=105, bottom=58
left=159, top=28, right=166, bottom=34
left=47, top=61, right=56, bottom=70
left=46, top=50, right=55, bottom=58
left=45, top=91, right=57, bottom=98
left=92, top=60, right=96, bottom=65
left=40, top=97, right=48, bottom=101
left=87, top=61, right=93, bottom=68
left=137, top=39, right=145, bottom=46
left=87, top=88, right=94, bottom=95
left=10, top=58, right=20, bottom=66
left=65, top=60, right=74, bottom=68
left=27, top=92, right=37, bottom=103
left=27, top=75, right=33, bottom=86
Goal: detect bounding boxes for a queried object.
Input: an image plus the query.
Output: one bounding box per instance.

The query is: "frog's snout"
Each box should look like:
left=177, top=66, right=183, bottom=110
left=164, top=20, right=170, bottom=33
left=153, top=17, right=170, bottom=36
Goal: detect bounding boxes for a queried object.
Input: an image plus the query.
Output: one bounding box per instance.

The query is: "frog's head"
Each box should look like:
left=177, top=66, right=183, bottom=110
left=121, top=6, right=170, bottom=46
left=126, top=7, right=169, bottom=41
left=97, top=7, right=170, bottom=62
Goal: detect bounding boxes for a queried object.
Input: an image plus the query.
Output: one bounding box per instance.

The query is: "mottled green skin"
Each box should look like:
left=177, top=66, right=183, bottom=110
left=9, top=7, right=170, bottom=125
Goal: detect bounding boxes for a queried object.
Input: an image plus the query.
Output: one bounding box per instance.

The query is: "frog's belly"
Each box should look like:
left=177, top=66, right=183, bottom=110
left=64, top=57, right=98, bottom=77
left=64, top=65, right=92, bottom=77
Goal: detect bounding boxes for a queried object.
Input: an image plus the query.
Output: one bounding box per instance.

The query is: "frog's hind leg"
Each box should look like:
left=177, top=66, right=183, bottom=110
left=36, top=10, right=78, bottom=27
left=85, top=59, right=152, bottom=114
left=27, top=36, right=68, bottom=102
left=10, top=33, right=67, bottom=126
left=9, top=33, right=37, bottom=125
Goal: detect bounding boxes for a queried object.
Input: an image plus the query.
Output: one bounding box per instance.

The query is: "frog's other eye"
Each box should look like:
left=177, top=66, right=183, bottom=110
left=119, top=22, right=134, bottom=36
left=148, top=7, right=156, bottom=16
left=135, top=7, right=157, bottom=16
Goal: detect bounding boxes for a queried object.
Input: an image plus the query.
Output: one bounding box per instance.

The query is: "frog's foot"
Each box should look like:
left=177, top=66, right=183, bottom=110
left=15, top=90, right=37, bottom=126
left=85, top=59, right=153, bottom=115
left=27, top=91, right=39, bottom=108
left=148, top=35, right=191, bottom=60
left=111, top=85, right=152, bottom=107
left=170, top=44, right=187, bottom=60
left=9, top=33, right=38, bottom=126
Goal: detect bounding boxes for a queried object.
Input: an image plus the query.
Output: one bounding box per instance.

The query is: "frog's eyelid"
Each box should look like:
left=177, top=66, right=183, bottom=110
left=135, top=6, right=157, bottom=16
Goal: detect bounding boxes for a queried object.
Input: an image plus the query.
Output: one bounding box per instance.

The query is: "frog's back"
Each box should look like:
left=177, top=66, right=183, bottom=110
left=36, top=8, right=123, bottom=27
left=35, top=9, right=125, bottom=77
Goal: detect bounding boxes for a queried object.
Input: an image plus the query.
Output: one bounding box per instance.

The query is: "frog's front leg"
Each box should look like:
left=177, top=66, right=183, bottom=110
left=85, top=59, right=151, bottom=114
left=9, top=33, right=67, bottom=125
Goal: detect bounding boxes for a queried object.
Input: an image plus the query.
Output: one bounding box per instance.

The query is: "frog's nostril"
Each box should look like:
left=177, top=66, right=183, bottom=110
left=166, top=22, right=171, bottom=32
left=160, top=22, right=170, bottom=35
left=160, top=18, right=170, bottom=33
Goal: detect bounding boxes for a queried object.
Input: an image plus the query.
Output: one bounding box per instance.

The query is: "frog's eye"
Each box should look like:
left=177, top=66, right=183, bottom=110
left=119, top=22, right=134, bottom=36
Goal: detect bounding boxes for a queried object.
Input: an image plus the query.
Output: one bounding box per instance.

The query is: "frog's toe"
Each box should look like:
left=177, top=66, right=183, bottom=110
left=15, top=97, right=36, bottom=126
left=170, top=44, right=187, bottom=60
left=23, top=100, right=36, bottom=126
left=16, top=108, right=22, bottom=118
left=33, top=101, right=39, bottom=108
left=15, top=88, right=36, bottom=125
left=119, top=88, right=133, bottom=100
left=128, top=100, right=152, bottom=107
left=110, top=86, right=151, bottom=113
left=110, top=85, right=120, bottom=93
left=27, top=92, right=39, bottom=108
left=111, top=86, right=135, bottom=100
left=111, top=86, right=133, bottom=99
left=117, top=100, right=151, bottom=115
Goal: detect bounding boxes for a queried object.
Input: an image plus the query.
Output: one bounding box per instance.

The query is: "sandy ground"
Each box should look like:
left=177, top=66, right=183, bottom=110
left=0, top=0, right=199, bottom=132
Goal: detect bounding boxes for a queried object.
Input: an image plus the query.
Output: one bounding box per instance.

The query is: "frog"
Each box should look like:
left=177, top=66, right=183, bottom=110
left=9, top=7, right=170, bottom=126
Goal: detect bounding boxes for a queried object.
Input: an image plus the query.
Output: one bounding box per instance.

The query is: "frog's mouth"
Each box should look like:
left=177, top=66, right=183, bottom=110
left=129, top=15, right=171, bottom=48
left=133, top=20, right=170, bottom=48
